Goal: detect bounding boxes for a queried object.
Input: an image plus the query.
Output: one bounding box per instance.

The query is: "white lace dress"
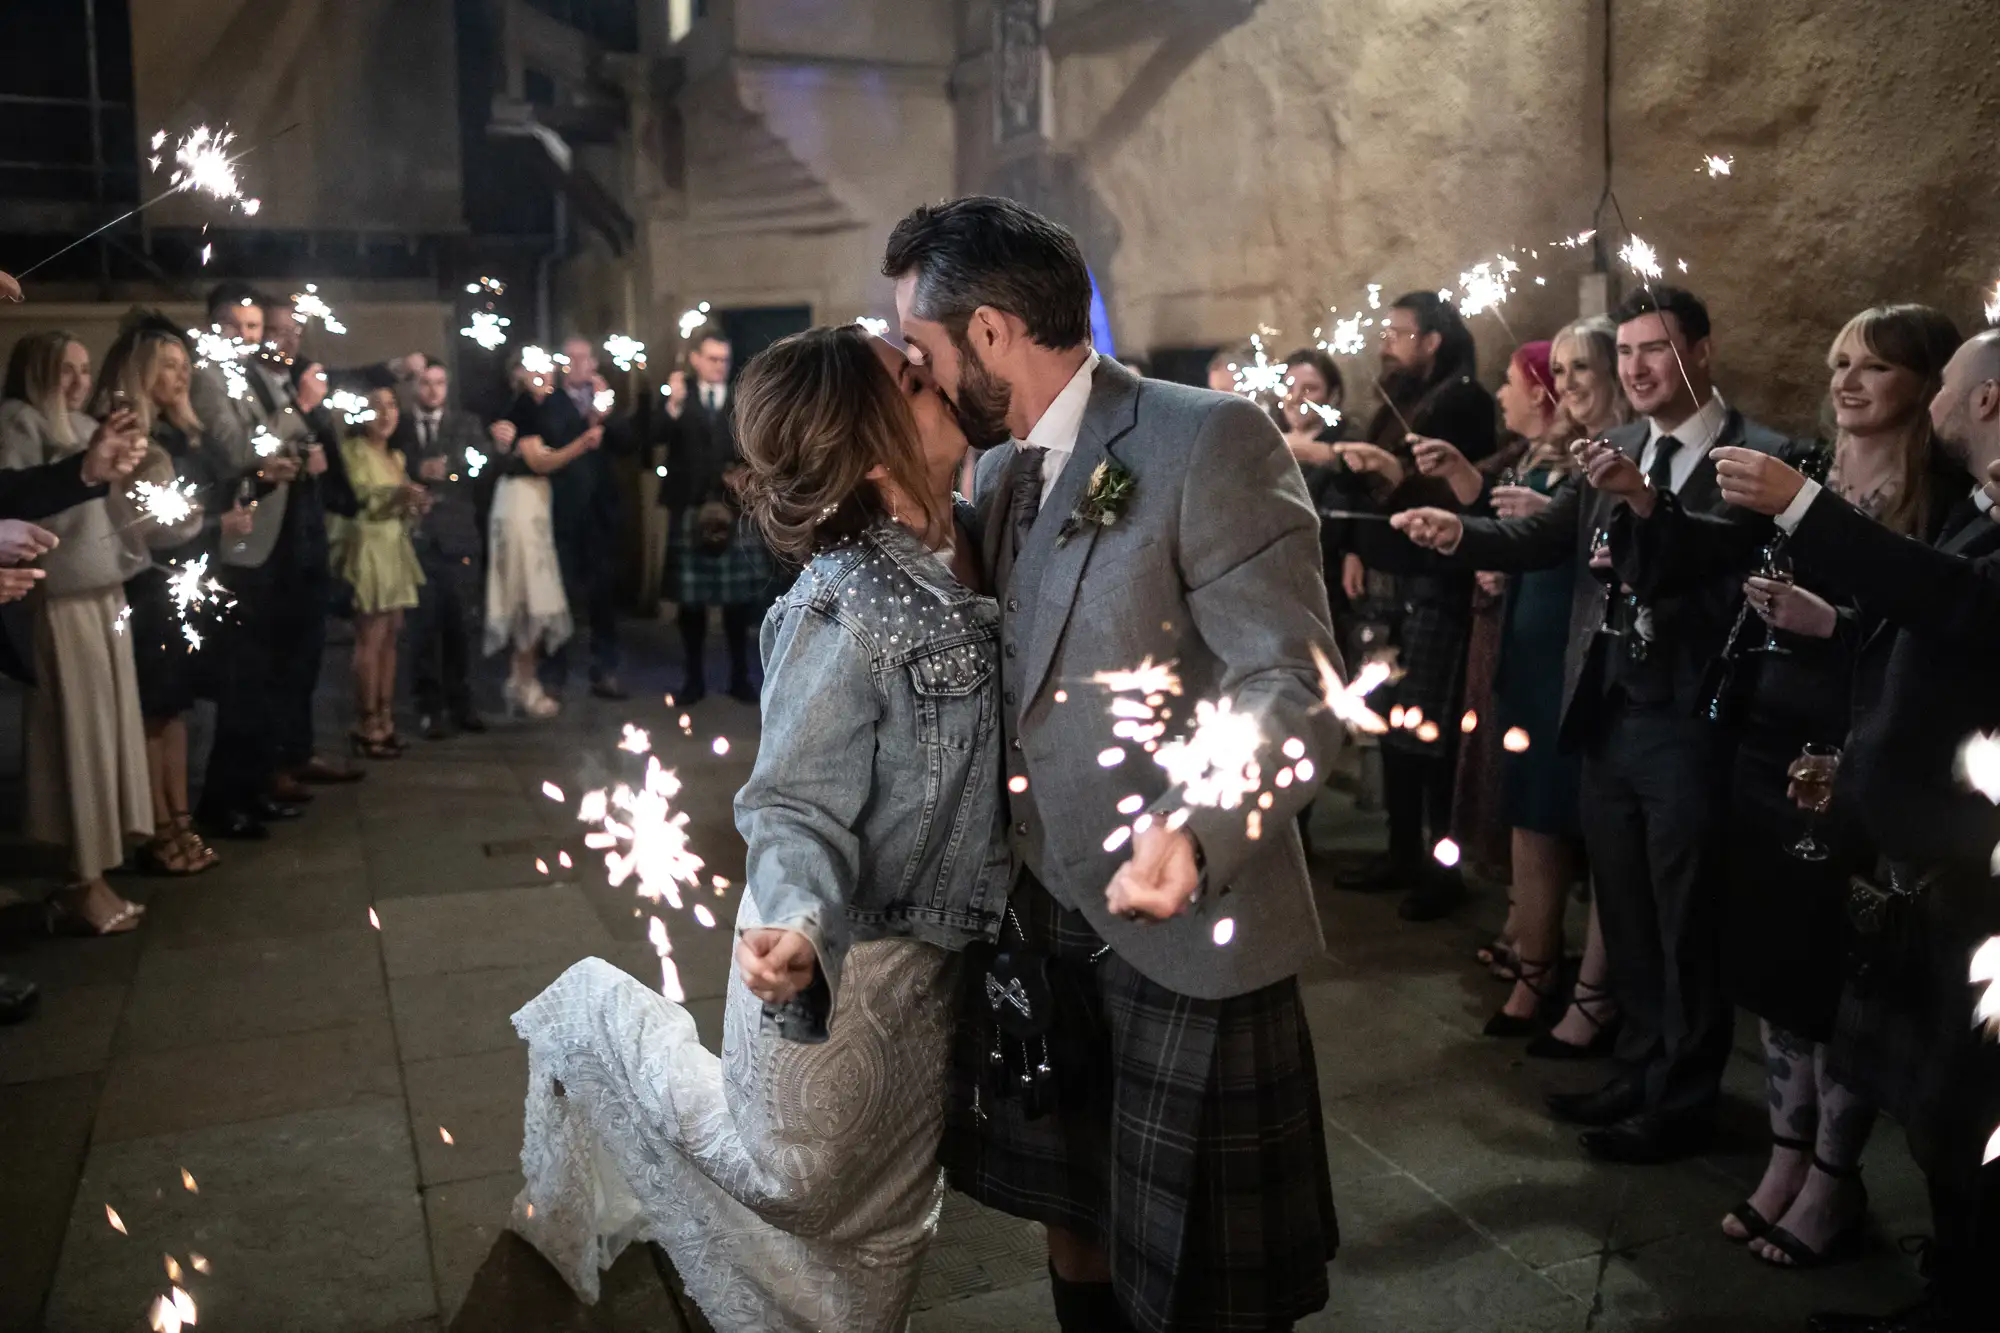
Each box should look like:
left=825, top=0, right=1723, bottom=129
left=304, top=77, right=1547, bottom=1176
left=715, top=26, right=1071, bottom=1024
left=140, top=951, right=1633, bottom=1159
left=510, top=933, right=958, bottom=1332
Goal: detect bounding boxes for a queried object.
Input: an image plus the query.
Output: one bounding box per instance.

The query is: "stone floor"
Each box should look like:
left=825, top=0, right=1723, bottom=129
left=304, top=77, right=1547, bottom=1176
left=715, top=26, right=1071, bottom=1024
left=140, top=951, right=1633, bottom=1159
left=0, top=616, right=1932, bottom=1332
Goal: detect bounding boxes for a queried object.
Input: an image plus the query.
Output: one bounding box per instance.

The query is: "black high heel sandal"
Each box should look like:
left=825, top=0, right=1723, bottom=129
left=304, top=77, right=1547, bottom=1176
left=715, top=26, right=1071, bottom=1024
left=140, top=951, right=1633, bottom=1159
left=1482, top=959, right=1558, bottom=1037
left=1753, top=1155, right=1869, bottom=1268
left=1526, top=980, right=1621, bottom=1059
left=1722, top=1133, right=1812, bottom=1244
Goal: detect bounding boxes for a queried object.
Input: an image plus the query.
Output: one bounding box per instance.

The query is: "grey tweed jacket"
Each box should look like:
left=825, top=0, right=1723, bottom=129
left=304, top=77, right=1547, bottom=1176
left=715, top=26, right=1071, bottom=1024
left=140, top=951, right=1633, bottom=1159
left=975, top=357, right=1342, bottom=1000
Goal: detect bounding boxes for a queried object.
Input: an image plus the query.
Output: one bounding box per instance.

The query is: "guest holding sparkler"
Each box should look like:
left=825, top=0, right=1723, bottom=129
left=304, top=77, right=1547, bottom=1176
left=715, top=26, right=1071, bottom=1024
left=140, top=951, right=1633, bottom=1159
left=98, top=314, right=240, bottom=877
left=486, top=350, right=589, bottom=719
left=396, top=357, right=492, bottom=739
left=1335, top=291, right=1496, bottom=920
left=332, top=386, right=426, bottom=758
left=1, top=332, right=151, bottom=934
left=1391, top=287, right=1793, bottom=1164
left=542, top=336, right=626, bottom=702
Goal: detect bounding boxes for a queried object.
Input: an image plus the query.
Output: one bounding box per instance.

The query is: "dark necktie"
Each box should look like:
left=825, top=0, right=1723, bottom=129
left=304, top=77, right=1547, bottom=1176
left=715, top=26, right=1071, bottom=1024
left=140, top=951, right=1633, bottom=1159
left=422, top=416, right=436, bottom=452
left=1648, top=434, right=1682, bottom=493
left=1009, top=447, right=1047, bottom=561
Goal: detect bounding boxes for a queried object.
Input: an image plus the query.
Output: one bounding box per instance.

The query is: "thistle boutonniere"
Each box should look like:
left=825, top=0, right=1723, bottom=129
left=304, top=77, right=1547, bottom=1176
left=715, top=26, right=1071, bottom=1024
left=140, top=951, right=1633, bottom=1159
left=1057, top=460, right=1136, bottom=547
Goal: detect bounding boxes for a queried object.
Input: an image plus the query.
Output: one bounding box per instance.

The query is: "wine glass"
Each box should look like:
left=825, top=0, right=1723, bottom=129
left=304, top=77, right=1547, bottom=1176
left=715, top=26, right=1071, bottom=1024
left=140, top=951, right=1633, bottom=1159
left=1752, top=540, right=1795, bottom=655
left=1786, top=742, right=1840, bottom=862
left=1589, top=527, right=1623, bottom=638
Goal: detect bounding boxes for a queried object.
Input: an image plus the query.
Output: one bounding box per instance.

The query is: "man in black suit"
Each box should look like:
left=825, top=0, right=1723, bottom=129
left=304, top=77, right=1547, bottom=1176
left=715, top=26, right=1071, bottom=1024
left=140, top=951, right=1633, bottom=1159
left=399, top=357, right=494, bottom=738
left=1708, top=329, right=2000, bottom=1333
left=534, top=336, right=623, bottom=701
left=1393, top=287, right=1792, bottom=1163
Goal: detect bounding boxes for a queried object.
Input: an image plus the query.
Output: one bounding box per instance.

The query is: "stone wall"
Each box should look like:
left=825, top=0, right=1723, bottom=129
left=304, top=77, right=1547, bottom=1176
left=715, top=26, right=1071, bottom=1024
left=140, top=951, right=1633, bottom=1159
left=951, top=0, right=2000, bottom=432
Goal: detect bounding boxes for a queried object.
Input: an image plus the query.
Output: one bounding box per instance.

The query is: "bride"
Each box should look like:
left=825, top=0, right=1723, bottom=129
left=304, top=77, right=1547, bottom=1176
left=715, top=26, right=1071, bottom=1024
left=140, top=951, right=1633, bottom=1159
left=511, top=324, right=1010, bottom=1331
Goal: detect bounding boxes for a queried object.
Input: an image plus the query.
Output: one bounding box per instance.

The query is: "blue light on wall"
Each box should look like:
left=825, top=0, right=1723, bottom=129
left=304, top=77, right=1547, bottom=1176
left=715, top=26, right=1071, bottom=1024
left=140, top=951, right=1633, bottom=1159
left=1088, top=266, right=1116, bottom=359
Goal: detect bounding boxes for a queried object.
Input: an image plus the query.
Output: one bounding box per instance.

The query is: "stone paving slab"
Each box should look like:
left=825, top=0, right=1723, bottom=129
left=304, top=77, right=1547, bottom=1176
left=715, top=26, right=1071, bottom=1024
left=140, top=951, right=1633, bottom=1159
left=403, top=1046, right=531, bottom=1188
left=0, top=1074, right=100, bottom=1330
left=376, top=885, right=617, bottom=979
left=139, top=868, right=378, bottom=950
left=42, top=1100, right=432, bottom=1333
left=117, top=928, right=388, bottom=1053
left=0, top=982, right=125, bottom=1085
left=93, top=1017, right=404, bottom=1143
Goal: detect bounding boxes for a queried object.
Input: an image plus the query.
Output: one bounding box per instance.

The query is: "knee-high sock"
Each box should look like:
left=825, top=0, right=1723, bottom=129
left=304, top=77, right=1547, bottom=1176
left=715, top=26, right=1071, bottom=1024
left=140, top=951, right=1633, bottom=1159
left=723, top=604, right=757, bottom=687
left=677, top=605, right=707, bottom=690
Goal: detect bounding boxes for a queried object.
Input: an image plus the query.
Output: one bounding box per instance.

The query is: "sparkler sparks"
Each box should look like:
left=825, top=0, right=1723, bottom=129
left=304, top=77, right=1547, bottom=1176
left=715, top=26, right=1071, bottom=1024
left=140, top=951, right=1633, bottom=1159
left=1702, top=154, right=1735, bottom=178
left=1985, top=278, right=2000, bottom=328
left=439, top=1127, right=455, bottom=1145
left=1089, top=657, right=1182, bottom=696
left=679, top=302, right=714, bottom=339
left=157, top=124, right=261, bottom=215
left=189, top=327, right=254, bottom=400
left=519, top=345, right=557, bottom=380
left=131, top=479, right=200, bottom=527
left=368, top=907, right=381, bottom=930
left=291, top=283, right=346, bottom=335
left=1618, top=235, right=1664, bottom=282
left=1456, top=256, right=1520, bottom=319
left=1323, top=310, right=1369, bottom=357
left=1972, top=936, right=2000, bottom=1035
left=1212, top=917, right=1236, bottom=947
left=1433, top=837, right=1461, bottom=868
left=855, top=316, right=890, bottom=338
left=107, top=1204, right=129, bottom=1234
left=462, top=446, right=488, bottom=478
left=1957, top=731, right=2000, bottom=803
left=251, top=425, right=282, bottom=457
left=1153, top=698, right=1263, bottom=811
left=1503, top=727, right=1531, bottom=753
left=593, top=388, right=616, bottom=415
left=328, top=389, right=374, bottom=424
left=542, top=781, right=565, bottom=803
left=1298, top=401, right=1342, bottom=429
left=1312, top=644, right=1390, bottom=735
left=1230, top=335, right=1290, bottom=401
left=460, top=310, right=511, bottom=351
left=467, top=276, right=507, bottom=296
left=602, top=335, right=647, bottom=372
left=180, top=1168, right=198, bottom=1193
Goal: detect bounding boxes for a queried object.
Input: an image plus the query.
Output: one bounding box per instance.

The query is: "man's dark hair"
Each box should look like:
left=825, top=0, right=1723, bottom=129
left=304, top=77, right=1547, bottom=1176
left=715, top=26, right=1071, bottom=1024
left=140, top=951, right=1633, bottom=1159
left=259, top=291, right=295, bottom=312
left=1390, top=291, right=1477, bottom=384
left=689, top=323, right=730, bottom=351
left=423, top=355, right=448, bottom=372
left=206, top=280, right=264, bottom=320
left=882, top=196, right=1092, bottom=350
left=1610, top=285, right=1711, bottom=345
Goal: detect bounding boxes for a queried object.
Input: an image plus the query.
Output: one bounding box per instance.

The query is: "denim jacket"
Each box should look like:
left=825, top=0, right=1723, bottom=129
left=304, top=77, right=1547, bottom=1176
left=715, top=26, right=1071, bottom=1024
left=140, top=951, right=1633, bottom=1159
left=734, top=515, right=1010, bottom=1042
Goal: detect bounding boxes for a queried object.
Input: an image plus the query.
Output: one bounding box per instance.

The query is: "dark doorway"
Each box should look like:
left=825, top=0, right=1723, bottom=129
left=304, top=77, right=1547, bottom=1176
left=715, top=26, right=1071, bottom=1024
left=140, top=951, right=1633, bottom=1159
left=713, top=305, right=812, bottom=380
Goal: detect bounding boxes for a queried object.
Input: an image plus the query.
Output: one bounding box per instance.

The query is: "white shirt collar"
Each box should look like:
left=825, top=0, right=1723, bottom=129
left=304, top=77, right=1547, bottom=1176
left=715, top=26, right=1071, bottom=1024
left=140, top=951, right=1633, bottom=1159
left=702, top=382, right=726, bottom=409
left=1017, top=349, right=1100, bottom=503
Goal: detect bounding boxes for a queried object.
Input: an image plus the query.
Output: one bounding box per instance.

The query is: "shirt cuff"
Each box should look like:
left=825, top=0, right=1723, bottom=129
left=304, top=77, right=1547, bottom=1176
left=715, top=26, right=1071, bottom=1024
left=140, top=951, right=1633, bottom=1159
left=1773, top=478, right=1821, bottom=534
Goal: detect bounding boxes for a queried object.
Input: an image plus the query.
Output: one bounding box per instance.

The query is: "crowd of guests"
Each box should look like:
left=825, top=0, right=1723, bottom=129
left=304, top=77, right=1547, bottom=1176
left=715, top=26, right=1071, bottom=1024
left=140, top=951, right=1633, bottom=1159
left=1275, top=282, right=1998, bottom=1330
left=0, top=279, right=779, bottom=1008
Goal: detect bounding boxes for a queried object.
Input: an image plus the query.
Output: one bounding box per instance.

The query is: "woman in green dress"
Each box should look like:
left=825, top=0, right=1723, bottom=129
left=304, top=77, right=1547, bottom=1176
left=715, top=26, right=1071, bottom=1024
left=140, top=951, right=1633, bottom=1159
left=333, top=386, right=426, bottom=758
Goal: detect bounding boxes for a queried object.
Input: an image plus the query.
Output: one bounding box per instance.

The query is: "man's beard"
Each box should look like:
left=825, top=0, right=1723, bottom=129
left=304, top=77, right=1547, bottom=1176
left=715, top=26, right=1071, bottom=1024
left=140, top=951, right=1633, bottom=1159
left=1377, top=360, right=1429, bottom=405
left=947, top=335, right=1014, bottom=449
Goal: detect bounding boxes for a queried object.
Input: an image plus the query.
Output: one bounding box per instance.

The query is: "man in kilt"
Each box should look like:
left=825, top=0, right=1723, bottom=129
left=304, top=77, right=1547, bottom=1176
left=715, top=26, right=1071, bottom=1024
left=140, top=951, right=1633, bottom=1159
left=887, top=197, right=1341, bottom=1333
left=657, top=324, right=777, bottom=704
left=1708, top=329, right=2000, bottom=1333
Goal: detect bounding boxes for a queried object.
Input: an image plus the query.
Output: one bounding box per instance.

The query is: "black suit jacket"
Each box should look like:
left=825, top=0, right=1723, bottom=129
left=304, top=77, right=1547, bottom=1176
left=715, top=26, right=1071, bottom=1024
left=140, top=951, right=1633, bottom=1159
left=1445, top=408, right=1792, bottom=747
left=656, top=392, right=740, bottom=512
left=0, top=453, right=105, bottom=521
left=396, top=407, right=489, bottom=561
left=1784, top=487, right=2000, bottom=867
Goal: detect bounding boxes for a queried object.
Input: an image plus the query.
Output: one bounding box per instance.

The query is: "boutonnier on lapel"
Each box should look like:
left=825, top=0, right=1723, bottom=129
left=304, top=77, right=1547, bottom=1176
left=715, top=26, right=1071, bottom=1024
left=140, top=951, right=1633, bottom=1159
left=1057, top=461, right=1135, bottom=548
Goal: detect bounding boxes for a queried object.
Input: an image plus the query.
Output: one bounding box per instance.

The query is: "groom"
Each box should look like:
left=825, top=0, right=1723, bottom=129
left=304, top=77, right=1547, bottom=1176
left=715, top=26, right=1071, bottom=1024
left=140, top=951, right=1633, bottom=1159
left=886, top=197, right=1342, bottom=1333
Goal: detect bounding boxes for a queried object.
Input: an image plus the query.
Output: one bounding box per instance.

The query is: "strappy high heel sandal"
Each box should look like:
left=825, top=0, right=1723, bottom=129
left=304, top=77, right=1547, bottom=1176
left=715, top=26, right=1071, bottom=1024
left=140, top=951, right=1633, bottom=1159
left=1526, top=980, right=1621, bottom=1059
left=1753, top=1156, right=1869, bottom=1268
left=171, top=811, right=219, bottom=873
left=1722, top=1133, right=1811, bottom=1243
left=1482, top=959, right=1559, bottom=1037
left=350, top=728, right=401, bottom=760
left=45, top=888, right=146, bottom=937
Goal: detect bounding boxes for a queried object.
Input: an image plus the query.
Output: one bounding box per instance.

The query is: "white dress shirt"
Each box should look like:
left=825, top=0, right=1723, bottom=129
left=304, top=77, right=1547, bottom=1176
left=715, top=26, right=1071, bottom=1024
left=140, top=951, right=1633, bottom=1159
left=701, top=382, right=726, bottom=413
left=1016, top=349, right=1100, bottom=506
left=417, top=408, right=442, bottom=451
left=1639, top=389, right=1729, bottom=494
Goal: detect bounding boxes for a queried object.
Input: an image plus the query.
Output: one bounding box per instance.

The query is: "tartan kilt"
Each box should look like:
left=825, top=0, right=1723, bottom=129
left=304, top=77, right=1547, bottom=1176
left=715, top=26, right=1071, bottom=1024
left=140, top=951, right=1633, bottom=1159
left=1378, top=579, right=1471, bottom=757
left=663, top=506, right=779, bottom=608
left=943, top=878, right=1337, bottom=1333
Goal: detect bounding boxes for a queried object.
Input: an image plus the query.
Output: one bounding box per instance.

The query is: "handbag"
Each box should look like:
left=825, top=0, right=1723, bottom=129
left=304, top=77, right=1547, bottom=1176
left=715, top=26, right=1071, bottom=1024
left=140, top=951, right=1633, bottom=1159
left=694, top=497, right=736, bottom=554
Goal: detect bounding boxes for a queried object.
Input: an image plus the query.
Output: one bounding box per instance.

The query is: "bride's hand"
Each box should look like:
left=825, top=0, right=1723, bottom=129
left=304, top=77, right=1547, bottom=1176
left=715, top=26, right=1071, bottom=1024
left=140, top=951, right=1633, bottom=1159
left=736, top=927, right=817, bottom=1005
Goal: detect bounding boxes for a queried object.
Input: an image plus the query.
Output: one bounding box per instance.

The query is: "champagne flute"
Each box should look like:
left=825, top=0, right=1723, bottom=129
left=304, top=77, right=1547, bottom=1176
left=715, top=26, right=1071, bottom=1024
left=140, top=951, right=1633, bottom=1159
left=1752, top=540, right=1795, bottom=655
left=1786, top=742, right=1840, bottom=862
left=1589, top=526, right=1622, bottom=638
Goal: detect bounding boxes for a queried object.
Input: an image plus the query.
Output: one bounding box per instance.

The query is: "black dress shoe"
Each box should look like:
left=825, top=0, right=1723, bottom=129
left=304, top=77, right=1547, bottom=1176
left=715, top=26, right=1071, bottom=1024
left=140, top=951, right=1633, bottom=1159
left=253, top=798, right=305, bottom=822
left=454, top=711, right=487, bottom=734
left=1579, top=1110, right=1713, bottom=1164
left=678, top=678, right=708, bottom=707
left=0, top=972, right=40, bottom=1025
left=1546, top=1075, right=1644, bottom=1126
left=1332, top=853, right=1403, bottom=893
left=727, top=678, right=760, bottom=705
left=421, top=713, right=449, bottom=740
left=204, top=810, right=271, bottom=841
left=589, top=677, right=630, bottom=702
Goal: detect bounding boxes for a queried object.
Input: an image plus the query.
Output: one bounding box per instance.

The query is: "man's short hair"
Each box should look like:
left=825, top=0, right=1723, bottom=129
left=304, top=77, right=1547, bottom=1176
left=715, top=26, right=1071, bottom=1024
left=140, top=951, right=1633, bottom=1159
left=689, top=324, right=730, bottom=351
left=423, top=355, right=448, bottom=372
left=206, top=281, right=263, bottom=320
left=882, top=196, right=1092, bottom=350
left=1610, top=285, right=1711, bottom=345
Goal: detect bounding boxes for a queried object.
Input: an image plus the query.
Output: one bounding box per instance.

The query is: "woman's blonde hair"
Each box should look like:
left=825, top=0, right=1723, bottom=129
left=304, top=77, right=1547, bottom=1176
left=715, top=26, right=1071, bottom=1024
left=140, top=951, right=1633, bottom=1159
left=733, top=324, right=950, bottom=564
left=2, top=330, right=83, bottom=448
left=1534, top=316, right=1627, bottom=474
left=1824, top=303, right=1962, bottom=538
left=92, top=323, right=197, bottom=438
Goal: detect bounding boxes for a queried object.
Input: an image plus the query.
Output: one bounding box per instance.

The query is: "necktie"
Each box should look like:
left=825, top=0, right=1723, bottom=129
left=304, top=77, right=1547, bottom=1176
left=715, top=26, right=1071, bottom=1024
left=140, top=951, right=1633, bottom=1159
left=422, top=415, right=436, bottom=452
left=705, top=385, right=722, bottom=413
left=1648, top=435, right=1682, bottom=493
left=1009, top=447, right=1047, bottom=561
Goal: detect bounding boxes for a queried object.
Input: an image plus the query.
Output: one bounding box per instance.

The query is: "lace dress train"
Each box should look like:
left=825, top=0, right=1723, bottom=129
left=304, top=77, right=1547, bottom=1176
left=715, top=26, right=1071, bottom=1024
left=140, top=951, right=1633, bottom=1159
left=511, top=942, right=957, bottom=1332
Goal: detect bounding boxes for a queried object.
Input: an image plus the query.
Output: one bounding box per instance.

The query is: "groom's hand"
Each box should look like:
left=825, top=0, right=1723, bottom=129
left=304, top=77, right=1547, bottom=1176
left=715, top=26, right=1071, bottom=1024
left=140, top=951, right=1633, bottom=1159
left=1105, top=824, right=1200, bottom=921
left=736, top=927, right=817, bottom=1005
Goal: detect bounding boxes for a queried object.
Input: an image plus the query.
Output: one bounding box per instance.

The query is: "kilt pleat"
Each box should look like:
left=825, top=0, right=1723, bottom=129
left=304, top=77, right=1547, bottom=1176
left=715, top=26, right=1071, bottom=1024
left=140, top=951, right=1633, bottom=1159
left=943, top=879, right=1336, bottom=1333
left=664, top=506, right=778, bottom=607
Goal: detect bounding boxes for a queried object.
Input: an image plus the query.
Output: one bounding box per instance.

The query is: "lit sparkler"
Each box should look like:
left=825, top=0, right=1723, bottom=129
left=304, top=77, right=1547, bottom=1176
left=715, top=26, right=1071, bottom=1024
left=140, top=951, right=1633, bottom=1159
left=1984, top=278, right=2000, bottom=328
left=462, top=445, right=488, bottom=478
left=679, top=302, right=713, bottom=339
left=602, top=335, right=646, bottom=372
left=160, top=124, right=261, bottom=215
left=1297, top=401, right=1342, bottom=430
left=460, top=310, right=511, bottom=351
left=593, top=388, right=617, bottom=415
left=1312, top=644, right=1390, bottom=735
left=251, top=425, right=282, bottom=457
left=1619, top=235, right=1664, bottom=282
left=327, top=389, right=374, bottom=425
left=1152, top=698, right=1263, bottom=811
left=1090, top=657, right=1182, bottom=696
left=131, top=479, right=200, bottom=527
left=189, top=327, right=254, bottom=400
left=1323, top=310, right=1368, bottom=357
left=1956, top=731, right=2000, bottom=803
left=1456, top=255, right=1521, bottom=322
left=519, top=345, right=557, bottom=380
left=1702, top=154, right=1735, bottom=179
left=291, top=283, right=346, bottom=335
left=855, top=316, right=890, bottom=338
left=1230, top=334, right=1290, bottom=401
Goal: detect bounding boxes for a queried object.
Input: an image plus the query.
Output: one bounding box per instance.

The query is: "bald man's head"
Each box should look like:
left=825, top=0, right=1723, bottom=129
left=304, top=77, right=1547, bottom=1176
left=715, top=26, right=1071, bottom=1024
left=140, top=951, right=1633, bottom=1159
left=1931, top=329, right=2000, bottom=470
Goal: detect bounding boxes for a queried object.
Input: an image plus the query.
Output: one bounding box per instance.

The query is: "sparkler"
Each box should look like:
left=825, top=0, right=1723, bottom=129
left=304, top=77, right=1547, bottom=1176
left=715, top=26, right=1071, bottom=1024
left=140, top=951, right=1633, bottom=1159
left=460, top=310, right=511, bottom=351
left=855, top=316, right=890, bottom=338
left=1230, top=334, right=1290, bottom=402
left=519, top=345, right=557, bottom=380
left=462, top=445, right=488, bottom=478
left=1985, top=279, right=2000, bottom=329
left=189, top=327, right=254, bottom=401
left=1618, top=235, right=1664, bottom=282
left=602, top=335, right=647, bottom=372
left=1090, top=657, right=1182, bottom=696
left=593, top=387, right=617, bottom=415
left=1702, top=154, right=1735, bottom=179
left=1456, top=255, right=1521, bottom=341
left=327, top=389, right=374, bottom=425
left=131, top=479, right=200, bottom=527
left=1323, top=310, right=1368, bottom=357
left=1312, top=643, right=1391, bottom=734
left=251, top=425, right=282, bottom=457
left=679, top=302, right=714, bottom=339
left=290, top=283, right=346, bottom=335
left=1955, top=731, right=2000, bottom=802
left=1298, top=401, right=1342, bottom=429
left=1433, top=837, right=1461, bottom=868
left=107, top=1204, right=128, bottom=1235
left=1152, top=698, right=1263, bottom=811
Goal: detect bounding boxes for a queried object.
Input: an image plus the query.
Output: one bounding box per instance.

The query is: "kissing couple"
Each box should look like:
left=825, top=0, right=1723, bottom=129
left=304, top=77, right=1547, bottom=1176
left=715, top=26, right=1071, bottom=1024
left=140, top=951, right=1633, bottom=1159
left=511, top=197, right=1343, bottom=1333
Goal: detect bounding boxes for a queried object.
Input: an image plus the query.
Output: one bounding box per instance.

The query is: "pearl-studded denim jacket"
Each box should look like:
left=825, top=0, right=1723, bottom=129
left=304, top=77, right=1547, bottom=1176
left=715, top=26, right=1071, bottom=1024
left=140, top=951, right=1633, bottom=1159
left=734, top=515, right=1009, bottom=1042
